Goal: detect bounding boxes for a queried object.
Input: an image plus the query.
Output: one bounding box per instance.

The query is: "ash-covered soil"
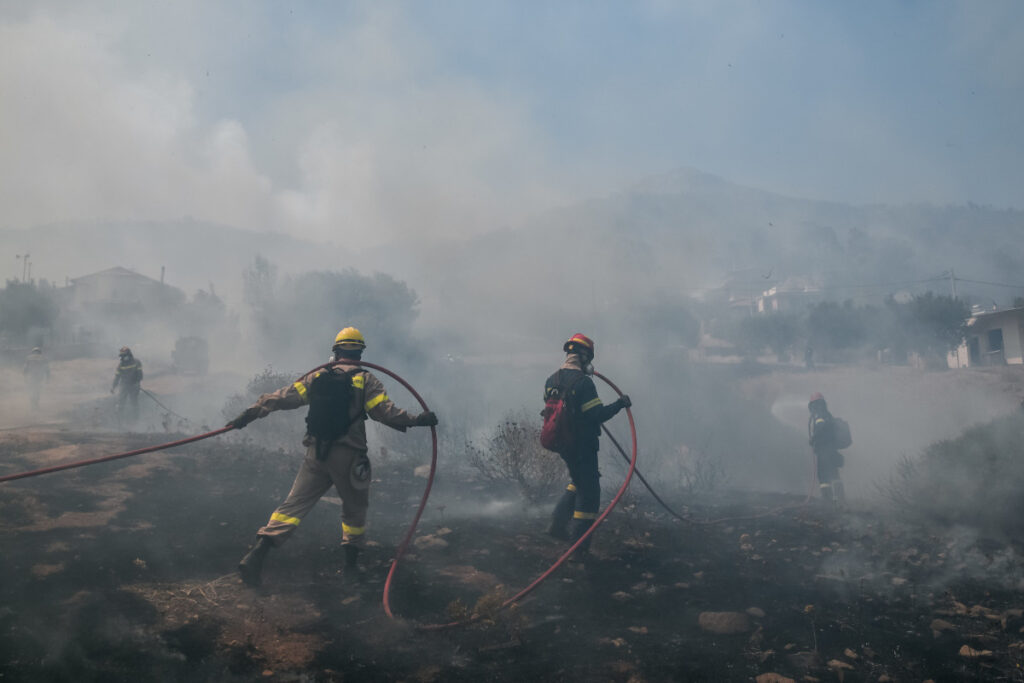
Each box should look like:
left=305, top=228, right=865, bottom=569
left=2, top=422, right=1024, bottom=683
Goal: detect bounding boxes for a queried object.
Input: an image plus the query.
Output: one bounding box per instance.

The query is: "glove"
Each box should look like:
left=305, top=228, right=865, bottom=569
left=227, top=407, right=259, bottom=430
left=618, top=395, right=632, bottom=409
left=415, top=410, right=438, bottom=427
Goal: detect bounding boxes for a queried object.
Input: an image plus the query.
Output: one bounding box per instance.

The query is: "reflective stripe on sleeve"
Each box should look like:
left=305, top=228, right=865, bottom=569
left=270, top=511, right=301, bottom=526
left=581, top=397, right=602, bottom=413
left=342, top=522, right=366, bottom=536
left=573, top=511, right=598, bottom=520
left=352, top=374, right=365, bottom=389
left=293, top=381, right=308, bottom=403
left=566, top=483, right=577, bottom=492
left=365, top=392, right=388, bottom=411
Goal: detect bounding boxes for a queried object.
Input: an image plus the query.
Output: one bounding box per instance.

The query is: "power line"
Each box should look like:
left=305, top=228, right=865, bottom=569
left=770, top=276, right=947, bottom=294
left=952, top=277, right=1024, bottom=290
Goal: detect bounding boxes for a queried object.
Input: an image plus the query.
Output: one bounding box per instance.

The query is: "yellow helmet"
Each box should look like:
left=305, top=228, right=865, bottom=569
left=333, top=327, right=366, bottom=350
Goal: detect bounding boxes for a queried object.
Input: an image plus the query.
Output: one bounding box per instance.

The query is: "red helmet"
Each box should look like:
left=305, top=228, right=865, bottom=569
left=563, top=333, right=595, bottom=357
left=809, top=392, right=824, bottom=403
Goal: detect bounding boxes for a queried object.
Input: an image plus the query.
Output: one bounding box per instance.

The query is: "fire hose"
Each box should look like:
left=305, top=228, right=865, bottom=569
left=0, top=426, right=235, bottom=484
left=417, top=369, right=637, bottom=630
left=140, top=388, right=192, bottom=423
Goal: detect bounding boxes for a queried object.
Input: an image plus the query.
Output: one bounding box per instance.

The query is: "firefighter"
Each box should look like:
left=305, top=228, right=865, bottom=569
left=23, top=347, right=50, bottom=409
left=545, top=333, right=630, bottom=556
left=111, top=347, right=143, bottom=422
left=229, top=327, right=438, bottom=587
left=808, top=392, right=844, bottom=504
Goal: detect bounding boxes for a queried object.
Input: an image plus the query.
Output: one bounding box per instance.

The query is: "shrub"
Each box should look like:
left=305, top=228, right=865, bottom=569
left=221, top=367, right=304, bottom=450
left=467, top=410, right=565, bottom=503
left=881, top=412, right=1024, bottom=538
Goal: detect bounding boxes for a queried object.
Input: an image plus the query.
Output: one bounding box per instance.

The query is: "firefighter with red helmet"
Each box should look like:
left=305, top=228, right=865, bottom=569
left=808, top=392, right=844, bottom=503
left=544, top=333, right=631, bottom=555
left=228, top=327, right=437, bottom=586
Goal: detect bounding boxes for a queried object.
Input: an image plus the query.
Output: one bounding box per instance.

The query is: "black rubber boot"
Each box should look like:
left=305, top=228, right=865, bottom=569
left=569, top=518, right=595, bottom=557
left=344, top=544, right=360, bottom=570
left=342, top=544, right=363, bottom=583
left=548, top=489, right=575, bottom=540
left=238, top=537, right=272, bottom=586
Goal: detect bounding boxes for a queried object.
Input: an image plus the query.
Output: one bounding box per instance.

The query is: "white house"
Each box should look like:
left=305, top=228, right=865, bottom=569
left=948, top=306, right=1024, bottom=368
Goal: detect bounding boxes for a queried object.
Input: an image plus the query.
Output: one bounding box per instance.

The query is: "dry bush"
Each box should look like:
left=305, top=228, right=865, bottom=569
left=879, top=412, right=1024, bottom=538
left=673, top=443, right=730, bottom=495
left=221, top=367, right=304, bottom=450
left=466, top=409, right=565, bottom=503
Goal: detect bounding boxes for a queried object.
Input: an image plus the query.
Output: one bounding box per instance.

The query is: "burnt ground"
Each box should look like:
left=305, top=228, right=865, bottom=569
left=2, top=423, right=1024, bottom=683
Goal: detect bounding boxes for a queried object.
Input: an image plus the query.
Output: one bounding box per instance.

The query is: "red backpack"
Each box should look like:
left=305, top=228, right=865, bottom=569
left=540, top=373, right=584, bottom=452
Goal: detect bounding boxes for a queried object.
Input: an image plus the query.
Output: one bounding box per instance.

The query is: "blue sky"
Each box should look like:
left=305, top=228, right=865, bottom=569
left=1, top=1, right=1021, bottom=247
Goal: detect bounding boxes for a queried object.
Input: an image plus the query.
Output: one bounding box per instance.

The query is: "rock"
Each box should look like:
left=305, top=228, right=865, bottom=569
left=611, top=591, right=632, bottom=602
left=930, top=619, right=955, bottom=637
left=698, top=611, right=752, bottom=635
left=843, top=648, right=858, bottom=660
left=746, top=607, right=766, bottom=618
left=959, top=645, right=994, bottom=658
left=785, top=650, right=820, bottom=670
left=755, top=674, right=795, bottom=683
left=597, top=637, right=628, bottom=648
left=413, top=464, right=431, bottom=478
left=413, top=534, right=449, bottom=550
left=827, top=659, right=854, bottom=671
left=891, top=577, right=908, bottom=586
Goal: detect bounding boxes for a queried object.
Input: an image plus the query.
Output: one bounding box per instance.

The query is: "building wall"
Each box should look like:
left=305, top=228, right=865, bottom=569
left=949, top=310, right=1024, bottom=367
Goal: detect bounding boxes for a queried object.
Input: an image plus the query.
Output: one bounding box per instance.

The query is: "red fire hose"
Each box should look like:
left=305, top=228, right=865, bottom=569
left=0, top=426, right=235, bottom=484
left=418, top=369, right=637, bottom=630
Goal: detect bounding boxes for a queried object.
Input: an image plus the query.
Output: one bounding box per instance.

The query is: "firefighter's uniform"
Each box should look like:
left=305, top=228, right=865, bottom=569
left=112, top=351, right=143, bottom=419
left=545, top=343, right=628, bottom=551
left=809, top=397, right=844, bottom=502
left=247, top=361, right=420, bottom=548
left=23, top=349, right=50, bottom=409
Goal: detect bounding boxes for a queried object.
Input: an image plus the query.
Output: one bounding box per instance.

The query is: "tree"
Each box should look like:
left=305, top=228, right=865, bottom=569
left=901, top=292, right=969, bottom=357
left=806, top=300, right=866, bottom=357
left=243, top=254, right=277, bottom=311
left=244, top=262, right=421, bottom=365
left=0, top=280, right=58, bottom=346
left=737, top=312, right=800, bottom=359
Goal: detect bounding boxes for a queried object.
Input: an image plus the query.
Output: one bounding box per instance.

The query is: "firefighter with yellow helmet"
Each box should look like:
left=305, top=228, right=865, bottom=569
left=228, top=327, right=438, bottom=586
left=111, top=346, right=143, bottom=422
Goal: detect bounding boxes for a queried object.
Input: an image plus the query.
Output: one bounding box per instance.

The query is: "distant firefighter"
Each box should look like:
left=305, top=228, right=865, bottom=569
left=229, top=326, right=438, bottom=586
left=111, top=346, right=143, bottom=422
left=542, top=333, right=630, bottom=557
left=23, top=347, right=50, bottom=409
left=808, top=392, right=851, bottom=504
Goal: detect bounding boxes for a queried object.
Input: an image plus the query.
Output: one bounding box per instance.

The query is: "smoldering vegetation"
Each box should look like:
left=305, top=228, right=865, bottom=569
left=882, top=411, right=1024, bottom=541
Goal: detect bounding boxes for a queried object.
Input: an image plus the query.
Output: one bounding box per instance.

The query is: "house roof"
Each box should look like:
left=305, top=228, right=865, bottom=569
left=967, top=306, right=1024, bottom=326
left=70, top=267, right=162, bottom=286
